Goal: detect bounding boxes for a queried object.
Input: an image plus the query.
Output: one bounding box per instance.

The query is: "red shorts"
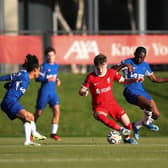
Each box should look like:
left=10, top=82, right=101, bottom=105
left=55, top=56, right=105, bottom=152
left=92, top=102, right=126, bottom=121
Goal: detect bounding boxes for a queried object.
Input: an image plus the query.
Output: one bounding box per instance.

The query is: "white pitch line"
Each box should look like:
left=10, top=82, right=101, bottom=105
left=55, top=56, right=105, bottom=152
left=0, top=158, right=168, bottom=163
left=1, top=144, right=168, bottom=148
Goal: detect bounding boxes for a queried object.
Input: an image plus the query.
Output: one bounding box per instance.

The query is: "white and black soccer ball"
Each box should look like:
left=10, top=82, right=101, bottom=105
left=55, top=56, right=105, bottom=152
left=107, top=130, right=122, bottom=144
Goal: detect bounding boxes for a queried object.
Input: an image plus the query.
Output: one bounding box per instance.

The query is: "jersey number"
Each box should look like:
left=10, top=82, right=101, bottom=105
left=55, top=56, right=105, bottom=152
left=16, top=81, right=26, bottom=94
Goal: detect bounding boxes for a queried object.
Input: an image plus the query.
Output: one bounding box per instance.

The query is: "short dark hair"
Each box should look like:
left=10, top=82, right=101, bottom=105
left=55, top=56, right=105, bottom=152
left=22, top=54, right=39, bottom=72
left=44, top=47, right=56, bottom=56
left=94, top=54, right=107, bottom=66
left=134, top=46, right=147, bottom=55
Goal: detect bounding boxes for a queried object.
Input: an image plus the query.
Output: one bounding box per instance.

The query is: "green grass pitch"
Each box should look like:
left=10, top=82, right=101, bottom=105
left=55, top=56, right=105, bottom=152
left=0, top=72, right=168, bottom=168
left=0, top=137, right=168, bottom=168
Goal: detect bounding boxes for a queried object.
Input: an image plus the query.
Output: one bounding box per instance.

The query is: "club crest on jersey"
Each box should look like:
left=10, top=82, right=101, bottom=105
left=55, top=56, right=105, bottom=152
left=47, top=69, right=51, bottom=72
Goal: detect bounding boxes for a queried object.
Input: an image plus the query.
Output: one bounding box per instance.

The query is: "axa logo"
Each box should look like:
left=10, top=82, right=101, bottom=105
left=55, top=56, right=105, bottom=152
left=64, top=40, right=99, bottom=60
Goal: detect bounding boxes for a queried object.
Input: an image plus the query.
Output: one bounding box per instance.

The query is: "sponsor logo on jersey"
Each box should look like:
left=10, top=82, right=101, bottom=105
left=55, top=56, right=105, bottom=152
left=96, top=86, right=111, bottom=94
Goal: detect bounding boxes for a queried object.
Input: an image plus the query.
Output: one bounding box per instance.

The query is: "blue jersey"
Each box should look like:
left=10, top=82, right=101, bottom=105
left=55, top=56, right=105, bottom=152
left=121, top=58, right=153, bottom=90
left=1, top=70, right=29, bottom=100
left=0, top=70, right=30, bottom=120
left=36, top=62, right=59, bottom=91
left=120, top=58, right=153, bottom=104
left=36, top=62, right=60, bottom=110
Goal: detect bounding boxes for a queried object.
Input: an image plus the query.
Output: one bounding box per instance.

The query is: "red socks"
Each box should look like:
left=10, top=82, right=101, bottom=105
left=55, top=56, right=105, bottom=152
left=125, top=123, right=132, bottom=131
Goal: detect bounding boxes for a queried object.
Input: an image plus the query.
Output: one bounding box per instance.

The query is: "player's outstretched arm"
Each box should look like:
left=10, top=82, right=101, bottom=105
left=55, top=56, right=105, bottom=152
left=118, top=76, right=144, bottom=84
left=0, top=73, right=16, bottom=81
left=148, top=73, right=168, bottom=83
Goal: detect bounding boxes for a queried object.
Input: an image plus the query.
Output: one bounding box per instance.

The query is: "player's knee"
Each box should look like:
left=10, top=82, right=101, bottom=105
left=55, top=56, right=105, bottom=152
left=35, top=110, right=43, bottom=117
left=145, top=103, right=153, bottom=111
left=94, top=112, right=107, bottom=120
left=96, top=113, right=109, bottom=125
left=35, top=113, right=40, bottom=118
left=25, top=113, right=34, bottom=122
left=152, top=111, right=160, bottom=120
left=53, top=109, right=60, bottom=116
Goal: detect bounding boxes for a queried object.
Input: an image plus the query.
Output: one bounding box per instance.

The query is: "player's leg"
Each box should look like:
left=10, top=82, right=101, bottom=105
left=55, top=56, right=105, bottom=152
left=143, top=99, right=160, bottom=131
left=127, top=96, right=148, bottom=139
left=108, top=101, right=137, bottom=144
left=136, top=96, right=159, bottom=130
left=34, top=109, right=43, bottom=122
left=123, top=88, right=143, bottom=139
left=94, top=111, right=130, bottom=136
left=124, top=88, right=159, bottom=139
left=50, top=104, right=61, bottom=141
left=18, top=109, right=46, bottom=141
left=49, top=94, right=61, bottom=141
left=32, top=93, right=47, bottom=140
left=30, top=120, right=47, bottom=140
left=34, top=91, right=48, bottom=122
left=132, top=96, right=159, bottom=140
left=16, top=109, right=41, bottom=146
left=150, top=99, right=160, bottom=119
left=133, top=95, right=152, bottom=129
left=120, top=113, right=138, bottom=144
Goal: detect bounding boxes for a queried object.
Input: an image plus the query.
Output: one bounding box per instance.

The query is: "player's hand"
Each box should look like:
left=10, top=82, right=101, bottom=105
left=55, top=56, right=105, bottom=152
left=79, top=87, right=88, bottom=96
left=136, top=77, right=144, bottom=82
left=56, top=79, right=61, bottom=86
left=125, top=64, right=134, bottom=72
left=79, top=91, right=88, bottom=96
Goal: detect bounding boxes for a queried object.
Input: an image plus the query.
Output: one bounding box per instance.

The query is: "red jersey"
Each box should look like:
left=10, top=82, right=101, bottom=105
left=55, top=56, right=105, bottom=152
left=82, top=69, right=122, bottom=107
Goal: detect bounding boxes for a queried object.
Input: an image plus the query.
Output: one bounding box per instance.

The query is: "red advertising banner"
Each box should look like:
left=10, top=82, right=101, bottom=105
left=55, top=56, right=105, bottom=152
left=52, top=35, right=168, bottom=64
left=0, top=35, right=43, bottom=64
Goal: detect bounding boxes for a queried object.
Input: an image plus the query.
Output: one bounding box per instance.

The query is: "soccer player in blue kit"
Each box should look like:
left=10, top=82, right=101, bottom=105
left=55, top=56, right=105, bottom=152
left=0, top=54, right=46, bottom=146
left=34, top=47, right=61, bottom=141
left=113, top=46, right=168, bottom=140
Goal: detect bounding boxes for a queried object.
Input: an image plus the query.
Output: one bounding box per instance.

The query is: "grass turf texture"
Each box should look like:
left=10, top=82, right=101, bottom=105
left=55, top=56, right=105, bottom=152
left=0, top=137, right=168, bottom=168
left=0, top=72, right=168, bottom=138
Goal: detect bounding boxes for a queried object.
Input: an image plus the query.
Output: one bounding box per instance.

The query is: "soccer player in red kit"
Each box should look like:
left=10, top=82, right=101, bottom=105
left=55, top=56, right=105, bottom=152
left=79, top=54, right=142, bottom=144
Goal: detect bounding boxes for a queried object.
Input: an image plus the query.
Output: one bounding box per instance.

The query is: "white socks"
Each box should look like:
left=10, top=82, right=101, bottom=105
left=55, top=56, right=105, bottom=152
left=23, top=122, right=31, bottom=143
left=24, top=121, right=38, bottom=143
left=30, top=121, right=37, bottom=136
left=143, top=110, right=153, bottom=125
left=135, top=109, right=153, bottom=129
left=51, top=124, right=58, bottom=134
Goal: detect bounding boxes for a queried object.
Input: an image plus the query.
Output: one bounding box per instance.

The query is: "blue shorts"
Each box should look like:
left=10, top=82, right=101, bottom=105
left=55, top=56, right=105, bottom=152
left=36, top=89, right=60, bottom=110
left=1, top=98, right=23, bottom=120
left=123, top=87, right=152, bottom=105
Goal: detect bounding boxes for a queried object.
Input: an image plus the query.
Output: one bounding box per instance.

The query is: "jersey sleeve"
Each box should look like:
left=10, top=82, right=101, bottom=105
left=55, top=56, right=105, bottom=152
left=82, top=74, right=91, bottom=89
left=117, top=59, right=131, bottom=72
left=0, top=73, right=16, bottom=81
left=13, top=77, right=29, bottom=98
left=111, top=69, right=122, bottom=82
left=36, top=65, right=48, bottom=82
left=20, top=80, right=28, bottom=95
left=120, top=59, right=128, bottom=64
left=144, top=63, right=153, bottom=76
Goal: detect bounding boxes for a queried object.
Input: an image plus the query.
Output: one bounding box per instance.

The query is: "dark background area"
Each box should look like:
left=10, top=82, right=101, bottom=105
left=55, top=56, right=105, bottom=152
left=19, top=0, right=168, bottom=32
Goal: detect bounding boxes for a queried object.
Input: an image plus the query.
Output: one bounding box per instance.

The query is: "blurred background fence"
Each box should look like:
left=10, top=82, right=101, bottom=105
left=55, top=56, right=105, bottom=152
left=1, top=0, right=168, bottom=73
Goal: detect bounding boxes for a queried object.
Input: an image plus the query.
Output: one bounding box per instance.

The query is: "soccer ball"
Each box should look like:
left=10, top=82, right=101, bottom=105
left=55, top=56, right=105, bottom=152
left=107, top=130, right=122, bottom=144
